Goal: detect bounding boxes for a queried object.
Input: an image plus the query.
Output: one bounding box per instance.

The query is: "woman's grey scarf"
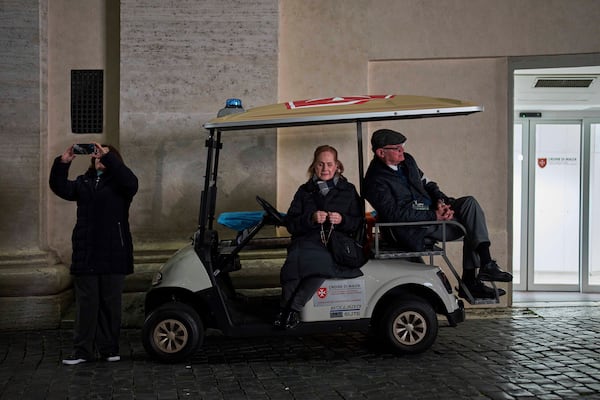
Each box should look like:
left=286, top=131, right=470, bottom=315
left=313, top=174, right=339, bottom=197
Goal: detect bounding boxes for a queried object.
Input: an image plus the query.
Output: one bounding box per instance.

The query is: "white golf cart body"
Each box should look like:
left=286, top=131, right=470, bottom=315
left=153, top=244, right=457, bottom=321
left=142, top=95, right=483, bottom=363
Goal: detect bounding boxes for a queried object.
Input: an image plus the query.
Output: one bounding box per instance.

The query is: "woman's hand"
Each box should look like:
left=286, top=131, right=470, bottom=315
left=312, top=211, right=328, bottom=224
left=60, top=145, right=76, bottom=163
left=327, top=212, right=343, bottom=225
left=91, top=142, right=108, bottom=158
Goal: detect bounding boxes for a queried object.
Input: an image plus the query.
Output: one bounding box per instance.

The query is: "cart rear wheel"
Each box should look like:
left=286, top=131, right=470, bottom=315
left=380, top=298, right=438, bottom=354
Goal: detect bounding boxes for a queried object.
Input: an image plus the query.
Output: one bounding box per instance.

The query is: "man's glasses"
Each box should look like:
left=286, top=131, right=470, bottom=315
left=382, top=144, right=405, bottom=152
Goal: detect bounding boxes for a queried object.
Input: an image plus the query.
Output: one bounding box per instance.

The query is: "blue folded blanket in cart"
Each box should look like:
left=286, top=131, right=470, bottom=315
left=217, top=211, right=266, bottom=231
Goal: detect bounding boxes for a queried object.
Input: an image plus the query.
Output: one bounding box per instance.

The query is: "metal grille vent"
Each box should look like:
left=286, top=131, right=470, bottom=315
left=71, top=69, right=103, bottom=133
left=534, top=78, right=594, bottom=88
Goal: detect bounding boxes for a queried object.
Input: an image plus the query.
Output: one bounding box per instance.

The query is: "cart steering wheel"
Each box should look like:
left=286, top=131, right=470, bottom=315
left=256, top=196, right=285, bottom=226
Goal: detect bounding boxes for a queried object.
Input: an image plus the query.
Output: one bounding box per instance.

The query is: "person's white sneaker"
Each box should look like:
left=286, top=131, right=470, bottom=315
left=105, top=354, right=121, bottom=362
left=62, top=355, right=88, bottom=365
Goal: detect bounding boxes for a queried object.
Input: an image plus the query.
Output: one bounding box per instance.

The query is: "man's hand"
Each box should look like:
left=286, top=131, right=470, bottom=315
left=435, top=200, right=454, bottom=221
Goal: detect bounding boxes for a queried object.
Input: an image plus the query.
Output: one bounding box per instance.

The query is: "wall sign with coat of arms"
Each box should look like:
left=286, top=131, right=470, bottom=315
left=538, top=158, right=547, bottom=168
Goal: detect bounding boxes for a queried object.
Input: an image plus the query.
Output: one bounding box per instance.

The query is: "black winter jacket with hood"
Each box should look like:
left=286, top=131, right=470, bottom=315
left=364, top=153, right=448, bottom=251
left=283, top=175, right=364, bottom=279
left=49, top=152, right=138, bottom=276
left=286, top=176, right=363, bottom=239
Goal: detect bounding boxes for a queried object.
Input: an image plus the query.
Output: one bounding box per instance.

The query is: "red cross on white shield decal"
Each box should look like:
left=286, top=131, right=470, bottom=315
left=317, top=287, right=328, bottom=299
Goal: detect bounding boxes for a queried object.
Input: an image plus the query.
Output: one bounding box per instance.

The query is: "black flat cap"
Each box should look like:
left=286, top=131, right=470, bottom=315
left=371, top=129, right=407, bottom=151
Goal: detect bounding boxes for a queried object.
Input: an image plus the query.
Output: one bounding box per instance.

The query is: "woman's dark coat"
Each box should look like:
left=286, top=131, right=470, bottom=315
left=49, top=152, right=138, bottom=276
left=363, top=153, right=448, bottom=251
left=282, top=176, right=364, bottom=282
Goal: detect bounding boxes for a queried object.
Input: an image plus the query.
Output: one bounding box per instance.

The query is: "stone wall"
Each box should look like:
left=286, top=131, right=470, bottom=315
left=0, top=0, right=279, bottom=330
left=120, top=0, right=279, bottom=245
left=0, top=0, right=72, bottom=330
left=278, top=0, right=600, bottom=306
left=2, top=0, right=600, bottom=329
left=0, top=0, right=42, bottom=253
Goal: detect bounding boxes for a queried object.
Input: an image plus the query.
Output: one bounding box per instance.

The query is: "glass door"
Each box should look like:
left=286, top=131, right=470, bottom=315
left=515, top=119, right=600, bottom=293
left=529, top=122, right=581, bottom=290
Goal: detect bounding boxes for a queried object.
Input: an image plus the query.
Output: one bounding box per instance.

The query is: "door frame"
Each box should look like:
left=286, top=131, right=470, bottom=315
left=514, top=116, right=600, bottom=293
left=509, top=54, right=600, bottom=294
left=582, top=119, right=600, bottom=293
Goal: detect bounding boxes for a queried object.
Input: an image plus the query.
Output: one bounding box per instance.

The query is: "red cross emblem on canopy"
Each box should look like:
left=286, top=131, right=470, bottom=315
left=285, top=95, right=394, bottom=109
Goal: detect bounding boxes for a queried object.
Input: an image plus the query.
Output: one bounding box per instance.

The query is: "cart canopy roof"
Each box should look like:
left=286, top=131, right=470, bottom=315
left=203, top=95, right=482, bottom=131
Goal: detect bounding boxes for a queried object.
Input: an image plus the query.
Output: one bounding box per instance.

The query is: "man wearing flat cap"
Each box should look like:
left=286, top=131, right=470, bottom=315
left=364, top=128, right=512, bottom=300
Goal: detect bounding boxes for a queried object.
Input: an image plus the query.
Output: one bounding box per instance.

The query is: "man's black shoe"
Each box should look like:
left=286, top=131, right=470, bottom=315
left=458, top=279, right=506, bottom=300
left=478, top=260, right=513, bottom=282
left=284, top=310, right=300, bottom=330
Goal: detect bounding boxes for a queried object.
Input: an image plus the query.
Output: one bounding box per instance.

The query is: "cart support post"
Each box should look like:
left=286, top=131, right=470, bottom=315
left=356, top=121, right=365, bottom=197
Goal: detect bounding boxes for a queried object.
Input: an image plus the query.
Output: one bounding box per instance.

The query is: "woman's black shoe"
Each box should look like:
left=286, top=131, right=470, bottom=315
left=273, top=309, right=286, bottom=329
left=285, top=310, right=300, bottom=329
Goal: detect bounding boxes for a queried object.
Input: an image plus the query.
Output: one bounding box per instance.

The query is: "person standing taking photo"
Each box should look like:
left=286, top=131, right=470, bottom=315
left=49, top=142, right=138, bottom=365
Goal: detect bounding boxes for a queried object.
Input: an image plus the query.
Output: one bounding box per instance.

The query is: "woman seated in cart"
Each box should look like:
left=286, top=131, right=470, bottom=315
left=274, top=144, right=365, bottom=330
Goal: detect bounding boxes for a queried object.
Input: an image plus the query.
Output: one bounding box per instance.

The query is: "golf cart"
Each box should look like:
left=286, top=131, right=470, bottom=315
left=142, top=95, right=485, bottom=363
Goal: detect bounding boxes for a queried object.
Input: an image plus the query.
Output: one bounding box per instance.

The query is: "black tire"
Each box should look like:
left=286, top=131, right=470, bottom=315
left=379, top=298, right=438, bottom=354
left=141, top=302, right=204, bottom=363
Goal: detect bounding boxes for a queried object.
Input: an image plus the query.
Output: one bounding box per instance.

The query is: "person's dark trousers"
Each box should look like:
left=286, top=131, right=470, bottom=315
left=425, top=196, right=490, bottom=272
left=286, top=276, right=326, bottom=312
left=72, top=274, right=126, bottom=359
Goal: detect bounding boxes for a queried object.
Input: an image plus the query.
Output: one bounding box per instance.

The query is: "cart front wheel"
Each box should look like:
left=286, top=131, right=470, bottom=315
left=142, top=302, right=203, bottom=363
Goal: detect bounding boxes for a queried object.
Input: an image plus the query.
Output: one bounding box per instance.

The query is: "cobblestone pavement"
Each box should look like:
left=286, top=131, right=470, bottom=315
left=1, top=306, right=600, bottom=400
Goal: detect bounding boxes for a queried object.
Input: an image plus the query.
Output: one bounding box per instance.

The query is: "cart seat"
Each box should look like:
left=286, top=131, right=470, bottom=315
left=367, top=217, right=501, bottom=305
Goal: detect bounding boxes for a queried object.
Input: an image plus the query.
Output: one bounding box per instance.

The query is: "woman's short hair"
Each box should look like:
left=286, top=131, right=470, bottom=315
left=307, top=145, right=345, bottom=178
